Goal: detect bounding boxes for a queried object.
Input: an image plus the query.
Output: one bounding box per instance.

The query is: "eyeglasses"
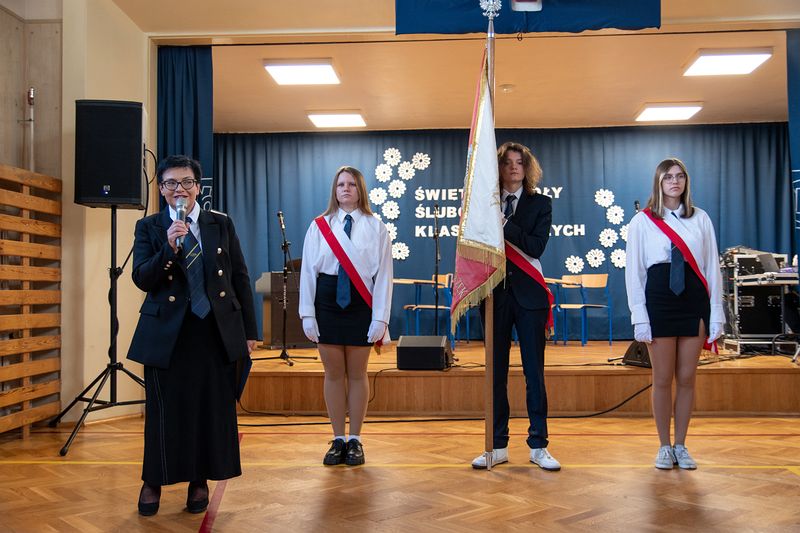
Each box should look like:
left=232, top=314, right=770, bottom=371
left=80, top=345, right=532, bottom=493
left=662, top=173, right=687, bottom=182
left=160, top=179, right=198, bottom=191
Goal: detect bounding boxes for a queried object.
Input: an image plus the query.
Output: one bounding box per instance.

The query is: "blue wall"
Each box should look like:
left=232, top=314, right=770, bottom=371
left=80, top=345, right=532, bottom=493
left=214, top=123, right=792, bottom=341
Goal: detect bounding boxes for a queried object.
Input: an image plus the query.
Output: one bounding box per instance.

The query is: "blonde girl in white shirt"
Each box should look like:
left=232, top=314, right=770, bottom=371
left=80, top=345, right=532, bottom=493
left=299, top=166, right=393, bottom=467
left=625, top=157, right=724, bottom=471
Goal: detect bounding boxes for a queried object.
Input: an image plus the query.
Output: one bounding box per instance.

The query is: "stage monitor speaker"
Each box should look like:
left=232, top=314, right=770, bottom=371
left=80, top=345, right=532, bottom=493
left=622, top=340, right=651, bottom=368
left=396, top=335, right=453, bottom=370
left=75, top=99, right=145, bottom=209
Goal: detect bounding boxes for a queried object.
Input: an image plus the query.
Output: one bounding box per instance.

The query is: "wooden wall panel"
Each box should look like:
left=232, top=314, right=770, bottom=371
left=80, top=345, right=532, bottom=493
left=0, top=164, right=61, bottom=439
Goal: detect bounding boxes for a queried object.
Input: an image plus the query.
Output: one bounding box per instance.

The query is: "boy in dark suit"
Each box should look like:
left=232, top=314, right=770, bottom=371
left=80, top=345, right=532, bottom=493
left=473, top=142, right=560, bottom=471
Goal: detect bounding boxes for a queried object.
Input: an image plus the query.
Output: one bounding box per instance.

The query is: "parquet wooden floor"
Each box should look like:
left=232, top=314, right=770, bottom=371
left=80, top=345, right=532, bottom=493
left=1, top=416, right=799, bottom=532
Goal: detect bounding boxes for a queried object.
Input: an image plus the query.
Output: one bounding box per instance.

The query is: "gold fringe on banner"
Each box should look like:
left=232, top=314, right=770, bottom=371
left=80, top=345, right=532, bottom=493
left=450, top=258, right=505, bottom=335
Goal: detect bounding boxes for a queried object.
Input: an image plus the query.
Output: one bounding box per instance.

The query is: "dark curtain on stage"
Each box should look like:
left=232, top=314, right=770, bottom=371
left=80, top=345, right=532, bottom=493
left=157, top=46, right=215, bottom=209
left=787, top=30, right=800, bottom=279
left=215, top=123, right=791, bottom=341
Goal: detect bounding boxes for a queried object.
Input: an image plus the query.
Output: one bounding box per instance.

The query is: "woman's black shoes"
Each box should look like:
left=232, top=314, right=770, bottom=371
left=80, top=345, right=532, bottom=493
left=323, top=438, right=347, bottom=465
left=137, top=483, right=161, bottom=516
left=186, top=480, right=209, bottom=514
left=345, top=439, right=365, bottom=466
left=323, top=438, right=365, bottom=466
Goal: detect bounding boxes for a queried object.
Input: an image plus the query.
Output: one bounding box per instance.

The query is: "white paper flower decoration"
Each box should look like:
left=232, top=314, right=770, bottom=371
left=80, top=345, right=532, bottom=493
left=373, top=213, right=382, bottom=221
left=620, top=224, right=628, bottom=242
left=412, top=152, right=431, bottom=170
left=598, top=228, right=618, bottom=248
left=369, top=187, right=387, bottom=205
left=392, top=242, right=410, bottom=261
left=388, top=180, right=406, bottom=198
left=381, top=200, right=400, bottom=220
left=594, top=189, right=615, bottom=208
left=375, top=163, right=392, bottom=183
left=384, top=148, right=401, bottom=167
left=385, top=222, right=397, bottom=241
left=611, top=249, right=626, bottom=268
left=398, top=161, right=416, bottom=181
left=565, top=255, right=585, bottom=274
left=606, top=205, right=625, bottom=225
left=586, top=249, right=606, bottom=268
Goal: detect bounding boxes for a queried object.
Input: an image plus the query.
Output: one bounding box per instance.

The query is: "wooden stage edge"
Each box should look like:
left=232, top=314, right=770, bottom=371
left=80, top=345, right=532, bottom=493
left=242, top=340, right=800, bottom=417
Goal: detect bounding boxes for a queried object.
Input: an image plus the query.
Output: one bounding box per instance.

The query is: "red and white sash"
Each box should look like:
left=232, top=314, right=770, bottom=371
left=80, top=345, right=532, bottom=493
left=642, top=208, right=718, bottom=353
left=504, top=241, right=555, bottom=332
left=315, top=215, right=389, bottom=346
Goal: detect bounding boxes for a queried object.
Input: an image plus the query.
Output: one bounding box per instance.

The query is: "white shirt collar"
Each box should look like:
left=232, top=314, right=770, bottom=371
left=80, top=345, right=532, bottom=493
left=665, top=204, right=684, bottom=218
left=168, top=201, right=201, bottom=224
left=502, top=188, right=522, bottom=202
left=336, top=208, right=361, bottom=224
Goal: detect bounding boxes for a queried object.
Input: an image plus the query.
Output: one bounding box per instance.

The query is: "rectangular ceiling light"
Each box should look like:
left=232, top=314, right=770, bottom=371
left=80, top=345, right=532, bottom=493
left=635, top=103, right=702, bottom=122
left=308, top=112, right=366, bottom=128
left=263, top=59, right=340, bottom=85
left=684, top=48, right=772, bottom=76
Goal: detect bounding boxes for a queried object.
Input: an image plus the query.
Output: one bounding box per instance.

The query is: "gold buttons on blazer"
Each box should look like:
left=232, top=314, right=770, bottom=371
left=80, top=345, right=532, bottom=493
left=168, top=296, right=176, bottom=302
left=168, top=274, right=173, bottom=281
left=219, top=291, right=226, bottom=298
left=217, top=248, right=222, bottom=254
left=217, top=270, right=223, bottom=277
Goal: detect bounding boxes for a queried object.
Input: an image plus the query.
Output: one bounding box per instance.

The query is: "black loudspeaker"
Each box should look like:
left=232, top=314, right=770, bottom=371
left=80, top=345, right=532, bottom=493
left=74, top=100, right=145, bottom=209
left=622, top=341, right=651, bottom=368
left=396, top=335, right=453, bottom=370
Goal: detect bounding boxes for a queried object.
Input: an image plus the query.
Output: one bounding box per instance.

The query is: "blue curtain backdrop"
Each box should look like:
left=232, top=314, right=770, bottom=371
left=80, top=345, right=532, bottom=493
left=214, top=123, right=792, bottom=341
left=787, top=30, right=800, bottom=275
left=157, top=46, right=214, bottom=208
left=395, top=0, right=660, bottom=35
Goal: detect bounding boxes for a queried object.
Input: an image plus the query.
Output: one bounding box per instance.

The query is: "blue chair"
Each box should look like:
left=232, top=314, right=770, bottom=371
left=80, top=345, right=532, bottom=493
left=404, top=274, right=459, bottom=350
left=557, top=273, right=612, bottom=345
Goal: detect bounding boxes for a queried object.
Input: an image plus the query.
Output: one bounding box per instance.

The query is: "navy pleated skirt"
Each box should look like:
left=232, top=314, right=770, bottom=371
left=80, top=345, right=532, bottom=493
left=645, top=262, right=710, bottom=338
left=142, top=311, right=241, bottom=486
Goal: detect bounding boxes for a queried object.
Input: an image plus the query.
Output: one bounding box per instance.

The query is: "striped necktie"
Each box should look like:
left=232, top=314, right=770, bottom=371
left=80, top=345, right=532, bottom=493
left=504, top=194, right=516, bottom=219
left=335, top=214, right=353, bottom=309
left=183, top=217, right=211, bottom=318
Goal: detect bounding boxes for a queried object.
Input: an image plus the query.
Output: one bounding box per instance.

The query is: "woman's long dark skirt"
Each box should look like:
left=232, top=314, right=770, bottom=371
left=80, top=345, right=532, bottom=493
left=142, top=311, right=241, bottom=486
left=645, top=262, right=710, bottom=338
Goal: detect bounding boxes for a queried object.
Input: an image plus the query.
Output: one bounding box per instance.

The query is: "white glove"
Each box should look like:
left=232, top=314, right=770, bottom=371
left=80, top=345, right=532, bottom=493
left=634, top=323, right=652, bottom=343
left=367, top=320, right=387, bottom=343
left=302, top=317, right=319, bottom=343
left=707, top=322, right=724, bottom=343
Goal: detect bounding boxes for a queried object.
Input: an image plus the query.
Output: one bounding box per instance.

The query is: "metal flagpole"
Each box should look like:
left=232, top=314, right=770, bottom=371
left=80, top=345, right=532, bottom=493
left=481, top=0, right=499, bottom=471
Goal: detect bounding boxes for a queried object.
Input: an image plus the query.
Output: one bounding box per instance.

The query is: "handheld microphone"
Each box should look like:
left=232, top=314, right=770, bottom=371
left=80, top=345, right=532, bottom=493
left=277, top=211, right=286, bottom=231
left=175, top=197, right=188, bottom=250
left=634, top=200, right=640, bottom=213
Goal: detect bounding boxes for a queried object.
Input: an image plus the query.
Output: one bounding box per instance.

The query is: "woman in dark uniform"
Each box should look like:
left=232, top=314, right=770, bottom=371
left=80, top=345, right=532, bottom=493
left=127, top=155, right=258, bottom=515
left=299, top=167, right=393, bottom=466
left=625, top=158, right=724, bottom=470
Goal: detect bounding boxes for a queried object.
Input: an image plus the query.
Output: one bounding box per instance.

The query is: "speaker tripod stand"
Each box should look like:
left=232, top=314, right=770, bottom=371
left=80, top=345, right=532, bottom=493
left=49, top=206, right=145, bottom=455
left=252, top=211, right=316, bottom=366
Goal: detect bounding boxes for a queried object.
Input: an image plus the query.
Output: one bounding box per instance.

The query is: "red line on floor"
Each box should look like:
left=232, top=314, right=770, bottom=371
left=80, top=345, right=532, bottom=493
left=198, top=433, right=244, bottom=533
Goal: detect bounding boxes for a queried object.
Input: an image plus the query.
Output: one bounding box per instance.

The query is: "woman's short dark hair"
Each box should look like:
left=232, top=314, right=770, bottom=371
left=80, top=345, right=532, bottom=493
left=156, top=155, right=202, bottom=183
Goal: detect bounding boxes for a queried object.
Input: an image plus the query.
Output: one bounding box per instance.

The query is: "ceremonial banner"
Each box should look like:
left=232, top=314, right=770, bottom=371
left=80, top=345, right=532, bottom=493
left=396, top=0, right=661, bottom=35
left=451, top=52, right=505, bottom=331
